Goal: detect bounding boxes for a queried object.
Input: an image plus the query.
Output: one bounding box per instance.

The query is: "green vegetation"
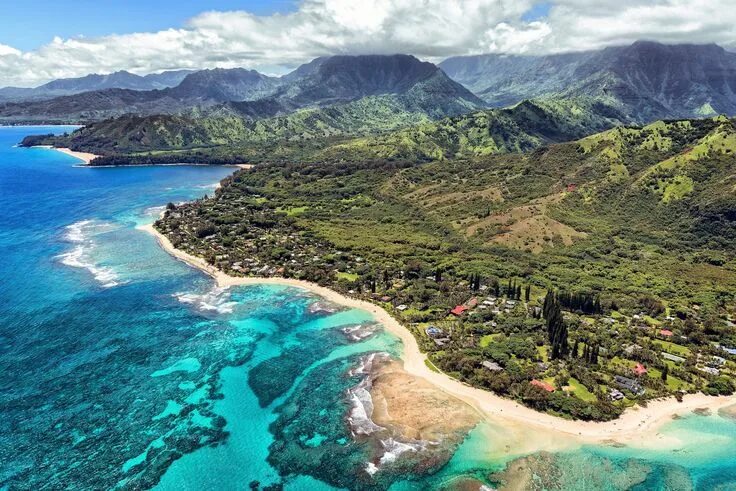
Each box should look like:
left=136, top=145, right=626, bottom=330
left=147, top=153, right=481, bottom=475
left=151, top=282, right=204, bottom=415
left=153, top=115, right=736, bottom=421
left=22, top=96, right=627, bottom=167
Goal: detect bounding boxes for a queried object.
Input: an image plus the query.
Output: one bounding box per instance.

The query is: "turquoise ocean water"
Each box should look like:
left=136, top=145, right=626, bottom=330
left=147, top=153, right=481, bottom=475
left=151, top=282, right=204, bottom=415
left=0, top=126, right=735, bottom=490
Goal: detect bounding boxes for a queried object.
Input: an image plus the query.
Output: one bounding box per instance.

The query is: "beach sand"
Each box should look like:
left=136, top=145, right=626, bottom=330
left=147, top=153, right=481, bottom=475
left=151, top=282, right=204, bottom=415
left=139, top=222, right=736, bottom=451
left=51, top=147, right=99, bottom=165
left=42, top=145, right=254, bottom=169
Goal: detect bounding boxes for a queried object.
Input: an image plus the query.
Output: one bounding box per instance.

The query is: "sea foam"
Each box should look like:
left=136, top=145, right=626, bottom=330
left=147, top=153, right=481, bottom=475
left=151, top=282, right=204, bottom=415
left=174, top=286, right=238, bottom=315
left=57, top=220, right=122, bottom=288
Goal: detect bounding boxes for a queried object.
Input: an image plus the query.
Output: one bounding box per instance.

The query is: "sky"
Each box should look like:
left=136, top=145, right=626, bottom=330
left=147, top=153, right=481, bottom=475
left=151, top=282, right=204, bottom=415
left=0, top=0, right=735, bottom=87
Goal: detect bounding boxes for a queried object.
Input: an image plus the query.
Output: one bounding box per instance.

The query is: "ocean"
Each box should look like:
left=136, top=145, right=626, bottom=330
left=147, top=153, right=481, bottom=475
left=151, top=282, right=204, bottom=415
left=0, top=126, right=735, bottom=491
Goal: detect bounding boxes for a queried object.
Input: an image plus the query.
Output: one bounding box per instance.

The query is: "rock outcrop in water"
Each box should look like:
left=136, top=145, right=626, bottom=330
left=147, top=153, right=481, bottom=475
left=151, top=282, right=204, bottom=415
left=347, top=353, right=481, bottom=480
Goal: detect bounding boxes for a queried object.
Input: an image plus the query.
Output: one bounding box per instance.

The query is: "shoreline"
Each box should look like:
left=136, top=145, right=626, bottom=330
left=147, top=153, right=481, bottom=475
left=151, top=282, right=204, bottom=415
left=35, top=145, right=99, bottom=165
left=72, top=163, right=253, bottom=169
left=37, top=146, right=253, bottom=170
left=139, top=222, right=736, bottom=449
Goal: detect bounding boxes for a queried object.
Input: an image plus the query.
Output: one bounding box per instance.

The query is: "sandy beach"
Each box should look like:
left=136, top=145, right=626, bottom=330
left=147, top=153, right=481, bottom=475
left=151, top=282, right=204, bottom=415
left=48, top=146, right=100, bottom=164
left=140, top=221, right=736, bottom=450
left=38, top=145, right=254, bottom=169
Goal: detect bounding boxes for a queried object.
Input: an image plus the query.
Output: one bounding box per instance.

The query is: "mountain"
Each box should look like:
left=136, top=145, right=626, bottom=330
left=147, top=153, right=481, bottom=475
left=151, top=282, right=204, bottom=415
left=0, top=69, right=194, bottom=102
left=316, top=97, right=628, bottom=162
left=0, top=55, right=483, bottom=124
left=440, top=41, right=736, bottom=121
left=166, top=68, right=281, bottom=102
left=0, top=68, right=280, bottom=122
left=24, top=96, right=624, bottom=167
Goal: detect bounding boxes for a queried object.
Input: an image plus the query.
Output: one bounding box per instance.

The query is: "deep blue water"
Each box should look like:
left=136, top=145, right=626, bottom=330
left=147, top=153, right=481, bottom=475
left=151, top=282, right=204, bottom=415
left=1, top=126, right=736, bottom=491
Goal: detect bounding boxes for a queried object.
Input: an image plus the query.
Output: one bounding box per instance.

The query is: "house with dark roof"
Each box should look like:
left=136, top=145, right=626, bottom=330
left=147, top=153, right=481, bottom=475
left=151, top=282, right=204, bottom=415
left=615, top=375, right=645, bottom=396
left=609, top=388, right=625, bottom=401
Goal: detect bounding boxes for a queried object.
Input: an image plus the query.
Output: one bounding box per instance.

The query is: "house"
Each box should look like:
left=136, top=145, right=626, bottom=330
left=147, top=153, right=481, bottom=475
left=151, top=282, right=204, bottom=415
left=466, top=297, right=479, bottom=308
left=433, top=337, right=451, bottom=348
left=396, top=304, right=408, bottom=311
left=380, top=296, right=392, bottom=302
left=709, top=356, right=726, bottom=367
left=623, top=344, right=642, bottom=356
left=481, top=360, right=504, bottom=372
left=530, top=379, right=555, bottom=392
left=659, top=329, right=674, bottom=338
left=451, top=305, right=468, bottom=316
left=700, top=366, right=720, bottom=376
left=609, top=388, right=625, bottom=401
left=662, top=352, right=686, bottom=363
left=425, top=326, right=444, bottom=338
left=615, top=376, right=645, bottom=396
left=633, top=363, right=648, bottom=376
left=721, top=346, right=736, bottom=356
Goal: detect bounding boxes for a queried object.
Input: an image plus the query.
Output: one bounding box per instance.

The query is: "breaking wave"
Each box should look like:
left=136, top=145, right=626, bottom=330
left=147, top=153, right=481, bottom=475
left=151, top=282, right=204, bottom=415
left=346, top=353, right=389, bottom=436
left=57, top=220, right=122, bottom=288
left=174, top=286, right=238, bottom=315
left=347, top=352, right=435, bottom=477
left=341, top=323, right=379, bottom=342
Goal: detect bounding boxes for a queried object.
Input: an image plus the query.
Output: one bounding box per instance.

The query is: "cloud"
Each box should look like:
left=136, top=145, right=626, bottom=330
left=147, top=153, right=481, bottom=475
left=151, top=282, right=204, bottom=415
left=1, top=0, right=735, bottom=87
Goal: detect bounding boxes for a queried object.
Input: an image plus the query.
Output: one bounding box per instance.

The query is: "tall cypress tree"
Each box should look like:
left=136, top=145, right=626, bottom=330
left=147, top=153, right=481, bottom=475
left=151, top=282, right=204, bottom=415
left=544, top=295, right=568, bottom=360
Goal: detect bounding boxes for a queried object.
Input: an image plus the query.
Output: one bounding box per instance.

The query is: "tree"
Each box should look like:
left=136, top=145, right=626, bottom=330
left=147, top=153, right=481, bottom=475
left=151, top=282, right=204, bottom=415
left=661, top=363, right=669, bottom=382
left=524, top=284, right=531, bottom=302
left=544, top=294, right=568, bottom=360
left=543, top=290, right=555, bottom=320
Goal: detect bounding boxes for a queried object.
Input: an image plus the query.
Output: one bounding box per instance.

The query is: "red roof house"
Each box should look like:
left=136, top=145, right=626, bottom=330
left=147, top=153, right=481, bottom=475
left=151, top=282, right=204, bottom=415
left=450, top=305, right=468, bottom=316
left=659, top=329, right=674, bottom=338
left=466, top=297, right=479, bottom=308
left=633, top=363, right=648, bottom=376
left=530, top=379, right=555, bottom=392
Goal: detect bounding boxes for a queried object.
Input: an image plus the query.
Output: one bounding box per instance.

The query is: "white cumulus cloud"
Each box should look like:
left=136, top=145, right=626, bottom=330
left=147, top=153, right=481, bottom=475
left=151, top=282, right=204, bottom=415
left=0, top=0, right=735, bottom=87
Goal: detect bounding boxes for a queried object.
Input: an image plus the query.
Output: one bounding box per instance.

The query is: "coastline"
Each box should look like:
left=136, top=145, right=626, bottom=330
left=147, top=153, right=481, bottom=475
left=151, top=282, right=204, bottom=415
left=35, top=145, right=99, bottom=165
left=74, top=163, right=254, bottom=169
left=139, top=221, right=736, bottom=450
left=37, top=145, right=253, bottom=169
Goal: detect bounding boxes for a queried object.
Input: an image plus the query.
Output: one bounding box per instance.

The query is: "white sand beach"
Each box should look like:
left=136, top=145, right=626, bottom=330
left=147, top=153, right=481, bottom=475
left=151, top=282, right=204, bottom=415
left=52, top=147, right=99, bottom=164
left=140, top=222, right=736, bottom=451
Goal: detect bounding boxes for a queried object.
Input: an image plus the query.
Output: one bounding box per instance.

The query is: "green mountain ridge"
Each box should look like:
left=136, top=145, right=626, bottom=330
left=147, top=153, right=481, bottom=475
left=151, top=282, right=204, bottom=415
left=23, top=96, right=628, bottom=166
left=440, top=41, right=736, bottom=121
